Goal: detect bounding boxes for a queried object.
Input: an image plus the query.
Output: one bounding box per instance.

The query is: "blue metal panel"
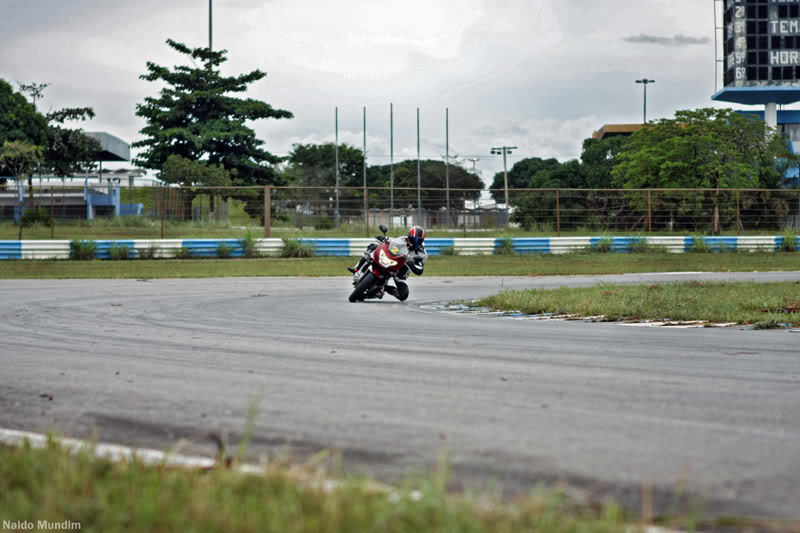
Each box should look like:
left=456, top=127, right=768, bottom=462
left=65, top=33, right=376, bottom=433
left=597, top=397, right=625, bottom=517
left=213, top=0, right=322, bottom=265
left=737, top=110, right=800, bottom=125
left=299, top=239, right=349, bottom=256
left=0, top=241, right=22, bottom=260
left=684, top=236, right=738, bottom=253
left=777, top=235, right=800, bottom=251
left=181, top=239, right=245, bottom=258
left=94, top=240, right=138, bottom=259
left=511, top=238, right=550, bottom=254
left=424, top=238, right=455, bottom=256
left=713, top=87, right=800, bottom=105
left=589, top=237, right=640, bottom=253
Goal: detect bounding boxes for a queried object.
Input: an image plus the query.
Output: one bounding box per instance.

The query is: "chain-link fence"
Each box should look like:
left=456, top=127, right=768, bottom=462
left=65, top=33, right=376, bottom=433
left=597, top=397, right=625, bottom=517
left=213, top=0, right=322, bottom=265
left=1, top=181, right=799, bottom=237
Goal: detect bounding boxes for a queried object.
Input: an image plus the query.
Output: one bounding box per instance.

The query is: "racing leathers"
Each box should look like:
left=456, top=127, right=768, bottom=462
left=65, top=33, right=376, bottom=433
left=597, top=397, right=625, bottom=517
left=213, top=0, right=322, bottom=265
left=348, top=237, right=427, bottom=301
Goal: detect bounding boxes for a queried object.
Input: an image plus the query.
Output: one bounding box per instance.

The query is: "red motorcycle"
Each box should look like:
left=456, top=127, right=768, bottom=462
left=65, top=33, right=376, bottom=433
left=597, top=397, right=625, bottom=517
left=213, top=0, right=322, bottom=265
left=349, top=225, right=409, bottom=303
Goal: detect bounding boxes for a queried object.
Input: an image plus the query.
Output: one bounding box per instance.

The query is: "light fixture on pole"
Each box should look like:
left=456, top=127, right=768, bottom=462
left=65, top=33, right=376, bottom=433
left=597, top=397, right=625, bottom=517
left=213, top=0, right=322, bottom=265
left=490, top=146, right=517, bottom=228
left=635, top=78, right=655, bottom=124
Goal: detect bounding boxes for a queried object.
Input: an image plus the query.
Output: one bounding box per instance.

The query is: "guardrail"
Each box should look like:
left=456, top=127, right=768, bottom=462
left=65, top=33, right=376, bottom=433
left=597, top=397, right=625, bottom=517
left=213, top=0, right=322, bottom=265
left=0, top=236, right=797, bottom=260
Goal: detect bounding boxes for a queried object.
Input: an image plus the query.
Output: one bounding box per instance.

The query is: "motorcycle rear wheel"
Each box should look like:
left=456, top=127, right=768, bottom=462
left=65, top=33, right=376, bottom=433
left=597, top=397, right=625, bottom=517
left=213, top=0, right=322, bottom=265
left=349, top=272, right=377, bottom=303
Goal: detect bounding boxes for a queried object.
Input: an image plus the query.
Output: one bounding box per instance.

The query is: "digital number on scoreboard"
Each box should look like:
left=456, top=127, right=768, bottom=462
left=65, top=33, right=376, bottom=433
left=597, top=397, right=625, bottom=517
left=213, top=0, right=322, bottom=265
left=724, top=0, right=800, bottom=86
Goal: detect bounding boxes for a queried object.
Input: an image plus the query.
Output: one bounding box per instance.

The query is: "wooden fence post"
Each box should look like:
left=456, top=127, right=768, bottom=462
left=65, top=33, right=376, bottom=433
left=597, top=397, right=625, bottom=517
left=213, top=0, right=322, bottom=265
left=648, top=190, right=652, bottom=233
left=736, top=189, right=741, bottom=236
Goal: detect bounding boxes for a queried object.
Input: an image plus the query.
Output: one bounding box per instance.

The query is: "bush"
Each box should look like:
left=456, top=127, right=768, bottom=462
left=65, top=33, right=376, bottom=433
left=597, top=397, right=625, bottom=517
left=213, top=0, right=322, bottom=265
left=780, top=229, right=798, bottom=252
left=174, top=247, right=192, bottom=260
left=216, top=242, right=233, bottom=259
left=280, top=238, right=315, bottom=258
left=629, top=237, right=667, bottom=254
left=240, top=231, right=261, bottom=258
left=108, top=243, right=131, bottom=261
left=494, top=238, right=515, bottom=256
left=21, top=207, right=52, bottom=227
left=439, top=245, right=459, bottom=256
left=70, top=240, right=96, bottom=260
left=594, top=237, right=613, bottom=253
left=139, top=244, right=159, bottom=260
left=688, top=234, right=712, bottom=253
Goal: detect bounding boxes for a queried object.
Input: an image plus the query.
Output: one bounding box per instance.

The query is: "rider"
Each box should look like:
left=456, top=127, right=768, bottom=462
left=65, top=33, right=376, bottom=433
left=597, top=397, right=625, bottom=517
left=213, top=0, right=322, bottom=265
left=347, top=226, right=427, bottom=301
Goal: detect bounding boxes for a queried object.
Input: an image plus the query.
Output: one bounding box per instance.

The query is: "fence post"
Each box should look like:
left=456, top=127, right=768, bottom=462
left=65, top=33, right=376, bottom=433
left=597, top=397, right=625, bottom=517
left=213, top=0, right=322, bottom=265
left=365, top=193, right=370, bottom=237
left=463, top=191, right=467, bottom=236
left=160, top=186, right=165, bottom=239
left=556, top=189, right=561, bottom=237
left=648, top=190, right=652, bottom=233
left=736, top=189, right=741, bottom=235
left=264, top=186, right=271, bottom=238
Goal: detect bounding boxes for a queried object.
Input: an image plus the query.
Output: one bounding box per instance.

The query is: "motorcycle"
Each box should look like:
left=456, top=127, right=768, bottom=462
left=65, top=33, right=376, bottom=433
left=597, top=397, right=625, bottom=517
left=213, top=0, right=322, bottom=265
left=348, top=224, right=409, bottom=303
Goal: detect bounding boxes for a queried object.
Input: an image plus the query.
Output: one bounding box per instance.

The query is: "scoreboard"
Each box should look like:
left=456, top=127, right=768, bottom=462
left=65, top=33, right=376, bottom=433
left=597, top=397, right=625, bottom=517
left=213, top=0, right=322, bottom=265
left=724, top=0, right=800, bottom=87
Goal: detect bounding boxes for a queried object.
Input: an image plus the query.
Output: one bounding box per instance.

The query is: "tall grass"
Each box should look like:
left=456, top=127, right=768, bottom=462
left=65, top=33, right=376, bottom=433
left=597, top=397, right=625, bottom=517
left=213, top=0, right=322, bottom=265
left=69, top=240, right=96, bottom=260
left=280, top=238, right=316, bottom=258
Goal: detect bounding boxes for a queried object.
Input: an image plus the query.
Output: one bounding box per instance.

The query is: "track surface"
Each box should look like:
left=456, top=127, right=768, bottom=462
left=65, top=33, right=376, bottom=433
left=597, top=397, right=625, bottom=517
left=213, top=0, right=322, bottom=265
left=1, top=272, right=799, bottom=519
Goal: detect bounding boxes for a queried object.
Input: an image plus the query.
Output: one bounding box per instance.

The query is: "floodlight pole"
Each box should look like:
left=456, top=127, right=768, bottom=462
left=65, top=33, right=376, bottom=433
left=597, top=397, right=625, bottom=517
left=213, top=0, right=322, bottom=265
left=390, top=103, right=394, bottom=228
left=417, top=107, right=422, bottom=225
left=491, top=146, right=517, bottom=228
left=445, top=107, right=450, bottom=228
left=209, top=0, right=212, bottom=50
left=635, top=79, right=655, bottom=123
left=335, top=106, right=340, bottom=227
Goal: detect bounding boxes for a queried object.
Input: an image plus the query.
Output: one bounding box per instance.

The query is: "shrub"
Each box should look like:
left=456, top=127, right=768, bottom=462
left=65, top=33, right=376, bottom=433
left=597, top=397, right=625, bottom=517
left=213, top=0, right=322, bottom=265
left=240, top=231, right=261, bottom=258
left=689, top=234, right=712, bottom=253
left=174, top=247, right=192, bottom=260
left=280, top=238, right=315, bottom=258
left=21, top=207, right=52, bottom=227
left=494, top=238, right=515, bottom=256
left=108, top=243, right=131, bottom=261
left=594, top=237, right=613, bottom=253
left=70, top=240, right=96, bottom=260
left=216, top=242, right=233, bottom=259
left=780, top=229, right=798, bottom=252
left=139, top=244, right=159, bottom=260
left=629, top=237, right=667, bottom=254
left=439, top=245, right=459, bottom=256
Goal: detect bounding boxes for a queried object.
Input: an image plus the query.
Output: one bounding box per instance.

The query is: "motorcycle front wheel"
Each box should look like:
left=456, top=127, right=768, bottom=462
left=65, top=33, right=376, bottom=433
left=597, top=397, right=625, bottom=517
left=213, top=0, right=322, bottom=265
left=348, top=272, right=377, bottom=303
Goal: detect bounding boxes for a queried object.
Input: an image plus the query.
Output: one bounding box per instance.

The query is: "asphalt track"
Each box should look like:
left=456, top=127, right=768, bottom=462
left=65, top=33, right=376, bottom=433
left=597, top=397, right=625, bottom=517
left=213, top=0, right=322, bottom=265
left=1, top=272, right=799, bottom=520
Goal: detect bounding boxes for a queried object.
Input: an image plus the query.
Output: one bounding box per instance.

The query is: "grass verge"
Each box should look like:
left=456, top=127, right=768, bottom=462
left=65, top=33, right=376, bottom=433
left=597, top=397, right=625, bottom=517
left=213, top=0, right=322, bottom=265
left=0, top=440, right=632, bottom=533
left=0, top=253, right=799, bottom=280
left=476, top=281, right=800, bottom=327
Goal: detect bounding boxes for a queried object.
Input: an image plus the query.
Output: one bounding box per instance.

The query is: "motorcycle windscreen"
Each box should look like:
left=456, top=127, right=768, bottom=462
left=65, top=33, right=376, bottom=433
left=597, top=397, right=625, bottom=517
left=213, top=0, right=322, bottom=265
left=386, top=238, right=409, bottom=258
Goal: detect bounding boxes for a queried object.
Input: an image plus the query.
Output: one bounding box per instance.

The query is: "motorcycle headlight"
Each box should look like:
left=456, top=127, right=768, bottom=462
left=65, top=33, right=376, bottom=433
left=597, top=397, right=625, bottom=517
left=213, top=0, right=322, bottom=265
left=378, top=249, right=397, bottom=268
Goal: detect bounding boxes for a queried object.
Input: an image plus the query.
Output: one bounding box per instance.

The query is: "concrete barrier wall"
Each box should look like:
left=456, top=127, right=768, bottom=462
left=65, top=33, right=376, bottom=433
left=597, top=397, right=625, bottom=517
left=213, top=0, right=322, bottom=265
left=0, top=236, right=797, bottom=260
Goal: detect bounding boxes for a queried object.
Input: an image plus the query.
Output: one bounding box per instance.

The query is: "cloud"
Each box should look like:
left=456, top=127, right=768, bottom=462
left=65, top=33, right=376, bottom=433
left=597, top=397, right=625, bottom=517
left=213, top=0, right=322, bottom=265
left=622, top=34, right=710, bottom=47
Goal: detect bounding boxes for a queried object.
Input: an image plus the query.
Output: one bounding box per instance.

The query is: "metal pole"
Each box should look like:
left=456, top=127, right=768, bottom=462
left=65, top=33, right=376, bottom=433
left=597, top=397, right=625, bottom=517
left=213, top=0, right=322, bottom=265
left=556, top=189, right=561, bottom=236
left=363, top=106, right=367, bottom=233
left=445, top=107, right=450, bottom=228
left=264, top=186, right=271, bottom=238
left=390, top=103, right=394, bottom=230
left=335, top=106, right=339, bottom=228
left=209, top=0, right=213, bottom=50
left=736, top=189, right=741, bottom=235
left=648, top=190, right=652, bottom=232
left=160, top=186, right=165, bottom=239
left=503, top=148, right=509, bottom=228
left=643, top=83, right=647, bottom=124
left=417, top=107, right=421, bottom=226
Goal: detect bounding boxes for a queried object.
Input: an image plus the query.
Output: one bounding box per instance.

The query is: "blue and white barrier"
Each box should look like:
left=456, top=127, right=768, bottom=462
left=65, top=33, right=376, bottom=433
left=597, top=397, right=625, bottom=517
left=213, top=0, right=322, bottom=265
left=0, top=236, right=798, bottom=260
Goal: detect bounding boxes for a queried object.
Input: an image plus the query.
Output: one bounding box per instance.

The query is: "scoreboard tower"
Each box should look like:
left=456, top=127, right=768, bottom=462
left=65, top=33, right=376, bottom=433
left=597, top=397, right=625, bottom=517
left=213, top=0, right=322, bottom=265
left=713, top=0, right=800, bottom=128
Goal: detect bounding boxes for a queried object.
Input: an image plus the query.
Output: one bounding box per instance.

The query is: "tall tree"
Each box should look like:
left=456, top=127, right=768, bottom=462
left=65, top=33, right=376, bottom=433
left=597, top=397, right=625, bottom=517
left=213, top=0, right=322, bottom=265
left=283, top=143, right=365, bottom=187
left=0, top=80, right=48, bottom=187
left=43, top=107, right=102, bottom=177
left=0, top=141, right=43, bottom=237
left=612, top=108, right=792, bottom=234
left=488, top=157, right=561, bottom=204
left=134, top=39, right=292, bottom=220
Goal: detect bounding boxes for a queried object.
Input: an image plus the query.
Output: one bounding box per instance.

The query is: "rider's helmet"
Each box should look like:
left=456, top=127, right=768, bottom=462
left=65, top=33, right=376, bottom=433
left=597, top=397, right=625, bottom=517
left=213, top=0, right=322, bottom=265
left=407, top=226, right=426, bottom=251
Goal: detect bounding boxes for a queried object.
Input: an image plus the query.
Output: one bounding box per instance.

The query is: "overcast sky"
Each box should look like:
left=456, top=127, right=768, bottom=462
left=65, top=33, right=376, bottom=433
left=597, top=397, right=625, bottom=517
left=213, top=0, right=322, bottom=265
left=0, top=0, right=735, bottom=182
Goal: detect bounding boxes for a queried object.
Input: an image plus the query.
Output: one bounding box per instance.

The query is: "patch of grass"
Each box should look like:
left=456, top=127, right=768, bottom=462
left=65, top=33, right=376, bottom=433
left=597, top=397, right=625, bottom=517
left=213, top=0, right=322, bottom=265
left=69, top=239, right=96, bottom=260
left=21, top=207, right=53, bottom=227
left=494, top=238, right=515, bottom=255
left=476, top=281, right=800, bottom=326
left=594, top=237, right=613, bottom=253
left=240, top=231, right=261, bottom=258
left=0, top=439, right=634, bottom=533
left=688, top=233, right=712, bottom=253
left=629, top=237, right=667, bottom=254
left=108, top=243, right=131, bottom=261
left=2, top=253, right=800, bottom=280
left=280, top=238, right=315, bottom=258
left=138, top=243, right=159, bottom=260
left=216, top=242, right=233, bottom=259
left=780, top=229, right=798, bottom=252
left=174, top=247, right=192, bottom=260
left=439, top=245, right=459, bottom=256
